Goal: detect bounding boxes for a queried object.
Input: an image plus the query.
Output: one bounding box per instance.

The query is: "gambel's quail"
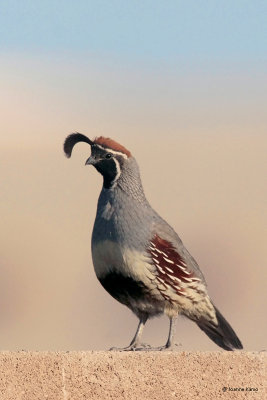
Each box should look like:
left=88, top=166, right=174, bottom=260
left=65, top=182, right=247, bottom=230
left=64, top=133, right=243, bottom=351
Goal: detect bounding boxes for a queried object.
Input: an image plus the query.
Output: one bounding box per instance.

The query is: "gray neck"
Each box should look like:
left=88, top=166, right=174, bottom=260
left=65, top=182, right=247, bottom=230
left=111, top=157, right=147, bottom=204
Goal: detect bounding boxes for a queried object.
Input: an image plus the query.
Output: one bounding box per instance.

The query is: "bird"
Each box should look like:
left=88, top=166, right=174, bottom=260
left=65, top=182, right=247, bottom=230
left=63, top=132, right=243, bottom=351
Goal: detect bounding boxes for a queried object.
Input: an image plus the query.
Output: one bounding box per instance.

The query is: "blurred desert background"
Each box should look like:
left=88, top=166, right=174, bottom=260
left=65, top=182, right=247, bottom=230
left=0, top=2, right=266, bottom=352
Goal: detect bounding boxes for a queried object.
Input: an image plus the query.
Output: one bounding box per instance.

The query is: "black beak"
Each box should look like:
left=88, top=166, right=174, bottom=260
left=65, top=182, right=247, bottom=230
left=85, top=156, right=96, bottom=166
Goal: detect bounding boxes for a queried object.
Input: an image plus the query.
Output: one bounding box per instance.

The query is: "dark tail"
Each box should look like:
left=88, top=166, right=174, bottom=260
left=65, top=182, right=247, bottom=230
left=196, top=306, right=243, bottom=351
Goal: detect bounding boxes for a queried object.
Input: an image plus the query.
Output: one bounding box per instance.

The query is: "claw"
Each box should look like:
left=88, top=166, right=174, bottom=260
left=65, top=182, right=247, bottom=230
left=109, top=342, right=151, bottom=352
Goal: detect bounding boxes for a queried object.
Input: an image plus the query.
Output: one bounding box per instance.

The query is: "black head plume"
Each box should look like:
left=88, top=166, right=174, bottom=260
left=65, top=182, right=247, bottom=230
left=64, top=133, right=93, bottom=158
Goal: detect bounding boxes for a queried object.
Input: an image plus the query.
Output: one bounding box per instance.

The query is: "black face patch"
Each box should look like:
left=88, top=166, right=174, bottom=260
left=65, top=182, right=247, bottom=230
left=91, top=145, right=120, bottom=189
left=94, top=158, right=118, bottom=189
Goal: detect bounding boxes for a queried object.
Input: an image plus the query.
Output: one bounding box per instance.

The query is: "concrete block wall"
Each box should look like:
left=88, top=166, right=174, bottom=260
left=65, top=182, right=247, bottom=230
left=0, top=352, right=265, bottom=399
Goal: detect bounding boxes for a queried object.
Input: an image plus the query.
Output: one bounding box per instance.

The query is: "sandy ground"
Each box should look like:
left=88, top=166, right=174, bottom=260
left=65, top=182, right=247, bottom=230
left=0, top=351, right=265, bottom=399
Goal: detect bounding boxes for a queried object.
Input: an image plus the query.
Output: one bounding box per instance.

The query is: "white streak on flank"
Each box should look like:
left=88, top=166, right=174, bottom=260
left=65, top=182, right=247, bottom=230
left=157, top=265, right=166, bottom=274
left=95, top=144, right=128, bottom=159
left=151, top=251, right=158, bottom=257
left=157, top=277, right=166, bottom=284
left=175, top=264, right=186, bottom=271
left=180, top=269, right=191, bottom=275
left=163, top=257, right=174, bottom=264
left=154, top=248, right=163, bottom=254
left=180, top=261, right=187, bottom=267
left=183, top=277, right=193, bottom=282
left=154, top=248, right=168, bottom=258
left=149, top=245, right=156, bottom=251
left=171, top=276, right=182, bottom=283
left=149, top=242, right=156, bottom=248
left=191, top=277, right=202, bottom=282
left=167, top=274, right=177, bottom=281
left=165, top=266, right=174, bottom=274
left=153, top=258, right=159, bottom=264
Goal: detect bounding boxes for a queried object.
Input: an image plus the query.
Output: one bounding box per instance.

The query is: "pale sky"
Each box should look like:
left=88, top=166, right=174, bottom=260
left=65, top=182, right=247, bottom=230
left=1, top=1, right=266, bottom=64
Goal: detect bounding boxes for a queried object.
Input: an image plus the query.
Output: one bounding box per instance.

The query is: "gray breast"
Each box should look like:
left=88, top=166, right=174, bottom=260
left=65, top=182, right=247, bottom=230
left=92, top=187, right=154, bottom=252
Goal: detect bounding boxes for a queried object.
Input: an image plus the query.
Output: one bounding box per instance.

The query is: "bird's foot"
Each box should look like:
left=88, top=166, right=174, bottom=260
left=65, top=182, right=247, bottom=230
left=109, top=342, right=151, bottom=352
left=110, top=342, right=181, bottom=352
left=139, top=345, right=172, bottom=351
left=138, top=342, right=182, bottom=352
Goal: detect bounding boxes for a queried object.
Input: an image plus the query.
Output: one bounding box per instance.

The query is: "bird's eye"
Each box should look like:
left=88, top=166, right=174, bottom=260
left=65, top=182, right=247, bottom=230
left=105, top=153, right=112, bottom=159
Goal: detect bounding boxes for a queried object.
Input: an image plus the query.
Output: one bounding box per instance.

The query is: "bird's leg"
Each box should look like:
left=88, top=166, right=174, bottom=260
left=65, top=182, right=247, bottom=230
left=139, top=316, right=177, bottom=351
left=128, top=318, right=146, bottom=348
left=110, top=317, right=148, bottom=351
left=165, top=316, right=177, bottom=349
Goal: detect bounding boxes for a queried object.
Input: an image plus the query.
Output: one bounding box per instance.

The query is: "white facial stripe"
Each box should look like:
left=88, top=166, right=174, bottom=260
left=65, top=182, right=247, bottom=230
left=110, top=157, right=121, bottom=187
left=95, top=144, right=128, bottom=159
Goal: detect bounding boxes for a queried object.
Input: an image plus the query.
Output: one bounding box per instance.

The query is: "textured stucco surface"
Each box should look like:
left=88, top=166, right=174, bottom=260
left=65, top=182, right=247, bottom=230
left=0, top=351, right=265, bottom=400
